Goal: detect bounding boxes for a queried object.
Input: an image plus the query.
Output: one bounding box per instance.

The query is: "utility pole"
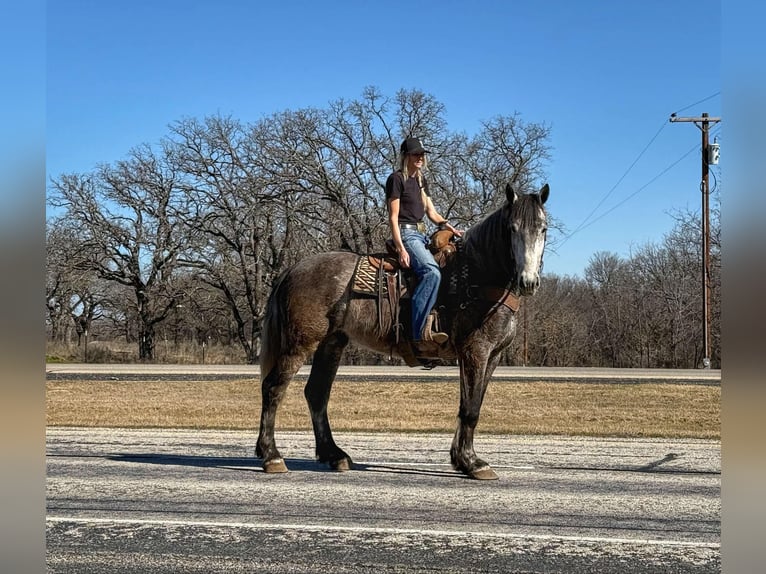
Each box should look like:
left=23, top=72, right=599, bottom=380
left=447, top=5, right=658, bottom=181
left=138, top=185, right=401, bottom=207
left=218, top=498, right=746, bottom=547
left=669, top=112, right=721, bottom=369
left=522, top=303, right=528, bottom=367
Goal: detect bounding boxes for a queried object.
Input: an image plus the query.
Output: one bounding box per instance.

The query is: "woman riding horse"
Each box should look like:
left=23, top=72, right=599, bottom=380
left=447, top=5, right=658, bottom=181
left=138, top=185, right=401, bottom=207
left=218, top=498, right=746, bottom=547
left=256, top=172, right=549, bottom=480
left=385, top=137, right=462, bottom=357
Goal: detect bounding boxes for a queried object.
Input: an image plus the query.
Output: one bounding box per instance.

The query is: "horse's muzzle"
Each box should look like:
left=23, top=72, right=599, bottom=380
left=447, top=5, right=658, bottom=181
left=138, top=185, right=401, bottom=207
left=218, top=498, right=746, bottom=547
left=518, top=274, right=540, bottom=295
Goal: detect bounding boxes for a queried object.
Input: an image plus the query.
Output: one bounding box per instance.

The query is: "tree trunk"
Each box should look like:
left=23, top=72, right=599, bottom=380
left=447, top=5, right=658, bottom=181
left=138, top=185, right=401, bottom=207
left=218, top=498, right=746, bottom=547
left=136, top=288, right=155, bottom=361
left=48, top=309, right=60, bottom=342
left=139, top=324, right=155, bottom=360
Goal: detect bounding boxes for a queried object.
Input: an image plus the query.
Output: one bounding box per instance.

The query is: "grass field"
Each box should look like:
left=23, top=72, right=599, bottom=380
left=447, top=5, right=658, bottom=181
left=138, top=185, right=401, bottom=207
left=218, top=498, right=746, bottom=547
left=46, top=378, right=720, bottom=439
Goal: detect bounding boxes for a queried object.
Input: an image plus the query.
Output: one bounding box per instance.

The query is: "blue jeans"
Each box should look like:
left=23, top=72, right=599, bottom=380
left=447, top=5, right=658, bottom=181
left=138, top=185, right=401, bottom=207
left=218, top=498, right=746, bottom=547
left=400, top=228, right=441, bottom=341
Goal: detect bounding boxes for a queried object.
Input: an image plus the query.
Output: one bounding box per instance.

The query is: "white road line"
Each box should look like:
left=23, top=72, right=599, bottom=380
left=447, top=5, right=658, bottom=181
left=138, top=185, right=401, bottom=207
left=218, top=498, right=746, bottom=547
left=46, top=516, right=719, bottom=549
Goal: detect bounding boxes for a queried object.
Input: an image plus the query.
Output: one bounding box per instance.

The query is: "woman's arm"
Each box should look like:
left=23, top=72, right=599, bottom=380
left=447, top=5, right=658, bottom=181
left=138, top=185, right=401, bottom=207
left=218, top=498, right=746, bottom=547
left=388, top=198, right=411, bottom=268
left=424, top=196, right=463, bottom=236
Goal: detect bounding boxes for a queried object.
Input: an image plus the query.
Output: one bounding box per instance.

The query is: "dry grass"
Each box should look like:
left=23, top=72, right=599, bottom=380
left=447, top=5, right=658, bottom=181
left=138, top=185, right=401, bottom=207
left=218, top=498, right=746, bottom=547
left=46, top=379, right=720, bottom=439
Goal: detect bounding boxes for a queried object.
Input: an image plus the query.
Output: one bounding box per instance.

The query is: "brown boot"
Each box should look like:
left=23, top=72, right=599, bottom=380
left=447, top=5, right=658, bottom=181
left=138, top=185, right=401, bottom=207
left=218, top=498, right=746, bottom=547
left=423, top=313, right=449, bottom=345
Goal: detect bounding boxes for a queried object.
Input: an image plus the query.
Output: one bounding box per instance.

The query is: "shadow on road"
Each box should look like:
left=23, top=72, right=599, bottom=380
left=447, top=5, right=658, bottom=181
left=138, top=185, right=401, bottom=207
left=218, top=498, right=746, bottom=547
left=107, top=453, right=467, bottom=479
left=107, top=453, right=331, bottom=473
left=353, top=462, right=466, bottom=479
left=107, top=452, right=717, bottom=479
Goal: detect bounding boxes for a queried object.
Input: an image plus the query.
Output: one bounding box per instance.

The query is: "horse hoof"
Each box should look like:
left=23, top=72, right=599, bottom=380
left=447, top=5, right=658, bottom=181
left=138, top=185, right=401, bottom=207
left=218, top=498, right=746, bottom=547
left=331, top=457, right=352, bottom=472
left=263, top=458, right=288, bottom=474
left=471, top=466, right=499, bottom=480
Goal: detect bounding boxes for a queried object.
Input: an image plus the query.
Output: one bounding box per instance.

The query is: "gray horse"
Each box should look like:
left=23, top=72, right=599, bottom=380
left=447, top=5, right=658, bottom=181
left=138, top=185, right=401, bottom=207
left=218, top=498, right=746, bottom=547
left=256, top=183, right=549, bottom=480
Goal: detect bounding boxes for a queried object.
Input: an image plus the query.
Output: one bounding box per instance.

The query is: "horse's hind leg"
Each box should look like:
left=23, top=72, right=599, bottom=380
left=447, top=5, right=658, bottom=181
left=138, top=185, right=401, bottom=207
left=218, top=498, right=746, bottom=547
left=256, top=352, right=305, bottom=473
left=304, top=332, right=353, bottom=471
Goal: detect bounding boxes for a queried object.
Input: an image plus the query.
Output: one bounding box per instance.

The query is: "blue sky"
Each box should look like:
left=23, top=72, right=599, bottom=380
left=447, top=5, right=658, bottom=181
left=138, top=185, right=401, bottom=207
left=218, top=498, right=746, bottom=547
left=46, top=0, right=722, bottom=277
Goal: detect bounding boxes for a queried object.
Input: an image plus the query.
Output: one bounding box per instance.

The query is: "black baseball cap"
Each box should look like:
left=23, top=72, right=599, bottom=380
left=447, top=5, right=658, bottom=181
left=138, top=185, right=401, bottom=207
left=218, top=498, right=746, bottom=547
left=400, top=137, right=429, bottom=155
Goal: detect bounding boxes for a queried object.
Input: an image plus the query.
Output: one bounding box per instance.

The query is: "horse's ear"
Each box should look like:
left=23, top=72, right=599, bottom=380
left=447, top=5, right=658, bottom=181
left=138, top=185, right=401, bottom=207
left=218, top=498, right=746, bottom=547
left=505, top=183, right=519, bottom=205
left=539, top=183, right=550, bottom=204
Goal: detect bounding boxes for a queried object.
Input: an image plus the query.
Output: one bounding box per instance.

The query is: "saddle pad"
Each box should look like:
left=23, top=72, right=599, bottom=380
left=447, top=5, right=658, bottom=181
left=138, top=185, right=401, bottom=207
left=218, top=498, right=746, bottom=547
left=351, top=256, right=383, bottom=296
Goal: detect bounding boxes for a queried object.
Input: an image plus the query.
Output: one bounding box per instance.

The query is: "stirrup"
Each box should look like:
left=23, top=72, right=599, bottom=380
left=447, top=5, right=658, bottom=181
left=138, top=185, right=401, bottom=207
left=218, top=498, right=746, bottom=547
left=429, top=331, right=449, bottom=344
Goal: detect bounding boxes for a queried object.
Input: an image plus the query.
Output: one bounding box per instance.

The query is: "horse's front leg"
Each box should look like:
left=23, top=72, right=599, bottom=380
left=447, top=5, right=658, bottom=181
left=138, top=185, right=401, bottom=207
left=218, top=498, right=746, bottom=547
left=451, top=350, right=503, bottom=480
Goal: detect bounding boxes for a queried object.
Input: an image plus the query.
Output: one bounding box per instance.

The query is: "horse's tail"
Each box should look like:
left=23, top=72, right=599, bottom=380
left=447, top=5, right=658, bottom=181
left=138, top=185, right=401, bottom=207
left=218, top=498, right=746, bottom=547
left=259, top=270, right=289, bottom=380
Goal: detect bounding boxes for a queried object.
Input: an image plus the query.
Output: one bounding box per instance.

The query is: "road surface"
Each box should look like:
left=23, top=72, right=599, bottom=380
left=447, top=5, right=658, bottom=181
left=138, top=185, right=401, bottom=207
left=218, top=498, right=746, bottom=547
left=46, top=427, right=720, bottom=573
left=45, top=363, right=721, bottom=385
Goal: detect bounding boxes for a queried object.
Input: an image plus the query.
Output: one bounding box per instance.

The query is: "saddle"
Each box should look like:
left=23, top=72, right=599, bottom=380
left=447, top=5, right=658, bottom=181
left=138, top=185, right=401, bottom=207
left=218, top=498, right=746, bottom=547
left=351, top=230, right=459, bottom=367
left=381, top=228, right=458, bottom=270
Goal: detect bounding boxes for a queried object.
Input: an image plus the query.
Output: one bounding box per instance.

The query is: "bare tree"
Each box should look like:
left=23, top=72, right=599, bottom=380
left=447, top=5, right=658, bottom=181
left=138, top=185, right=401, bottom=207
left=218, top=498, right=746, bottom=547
left=584, top=252, right=634, bottom=367
left=46, top=217, right=109, bottom=355
left=520, top=274, right=591, bottom=366
left=48, top=143, right=191, bottom=360
left=245, top=90, right=397, bottom=254
left=46, top=217, right=78, bottom=342
left=167, top=115, right=295, bottom=363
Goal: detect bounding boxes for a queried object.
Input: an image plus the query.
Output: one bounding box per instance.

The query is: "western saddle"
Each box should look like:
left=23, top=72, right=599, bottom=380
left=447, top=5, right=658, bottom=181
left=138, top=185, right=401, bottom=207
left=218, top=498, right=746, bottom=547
left=352, top=229, right=522, bottom=368
left=354, top=230, right=458, bottom=367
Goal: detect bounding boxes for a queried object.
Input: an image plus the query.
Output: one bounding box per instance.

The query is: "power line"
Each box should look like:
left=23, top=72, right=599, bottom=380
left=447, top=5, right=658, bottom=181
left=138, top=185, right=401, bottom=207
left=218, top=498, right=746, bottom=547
left=563, top=125, right=720, bottom=237
left=672, top=91, right=720, bottom=115
left=559, top=94, right=721, bottom=248
left=570, top=140, right=700, bottom=234
left=563, top=120, right=667, bottom=243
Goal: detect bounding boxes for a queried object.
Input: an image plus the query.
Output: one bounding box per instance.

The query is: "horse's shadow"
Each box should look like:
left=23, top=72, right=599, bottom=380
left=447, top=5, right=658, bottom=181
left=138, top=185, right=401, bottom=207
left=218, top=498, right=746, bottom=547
left=107, top=453, right=465, bottom=479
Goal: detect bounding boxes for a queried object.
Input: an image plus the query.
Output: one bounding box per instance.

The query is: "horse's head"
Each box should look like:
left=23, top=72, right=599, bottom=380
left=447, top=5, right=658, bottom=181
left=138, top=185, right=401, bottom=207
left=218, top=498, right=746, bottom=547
left=505, top=183, right=549, bottom=295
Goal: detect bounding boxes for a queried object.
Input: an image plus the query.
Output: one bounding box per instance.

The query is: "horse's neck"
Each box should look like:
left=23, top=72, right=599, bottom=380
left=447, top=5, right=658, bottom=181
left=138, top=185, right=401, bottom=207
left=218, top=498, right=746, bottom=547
left=463, top=210, right=515, bottom=287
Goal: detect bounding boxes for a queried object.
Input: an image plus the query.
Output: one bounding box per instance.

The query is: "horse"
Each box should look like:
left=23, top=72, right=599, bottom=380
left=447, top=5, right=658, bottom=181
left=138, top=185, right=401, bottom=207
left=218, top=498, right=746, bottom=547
left=256, top=182, right=549, bottom=480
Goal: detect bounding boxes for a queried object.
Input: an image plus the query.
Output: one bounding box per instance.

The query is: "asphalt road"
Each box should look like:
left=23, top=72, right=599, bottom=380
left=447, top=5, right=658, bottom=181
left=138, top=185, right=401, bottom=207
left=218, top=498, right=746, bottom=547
left=46, top=427, right=720, bottom=573
left=45, top=363, right=721, bottom=385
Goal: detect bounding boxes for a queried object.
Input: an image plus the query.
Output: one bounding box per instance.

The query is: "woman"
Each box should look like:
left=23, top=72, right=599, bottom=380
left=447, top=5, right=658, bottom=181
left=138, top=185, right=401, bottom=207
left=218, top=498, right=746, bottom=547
left=385, top=136, right=462, bottom=355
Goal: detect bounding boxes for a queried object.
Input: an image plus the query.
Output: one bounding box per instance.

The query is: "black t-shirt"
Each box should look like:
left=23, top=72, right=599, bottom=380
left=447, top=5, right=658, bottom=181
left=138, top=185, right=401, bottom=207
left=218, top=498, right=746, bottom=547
left=385, top=170, right=430, bottom=224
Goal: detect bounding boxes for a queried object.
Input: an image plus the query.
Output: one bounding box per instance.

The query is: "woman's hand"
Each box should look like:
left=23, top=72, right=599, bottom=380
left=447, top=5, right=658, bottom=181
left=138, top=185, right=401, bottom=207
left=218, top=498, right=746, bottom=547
left=442, top=221, right=463, bottom=237
left=398, top=248, right=411, bottom=269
